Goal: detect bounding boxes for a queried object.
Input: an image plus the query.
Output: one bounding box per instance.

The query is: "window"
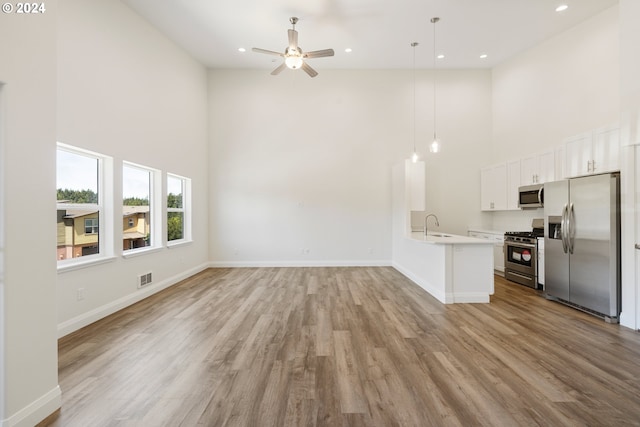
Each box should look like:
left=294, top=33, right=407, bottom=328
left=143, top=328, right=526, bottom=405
left=167, top=174, right=191, bottom=244
left=57, top=143, right=113, bottom=265
left=123, top=162, right=159, bottom=252
left=84, top=218, right=99, bottom=234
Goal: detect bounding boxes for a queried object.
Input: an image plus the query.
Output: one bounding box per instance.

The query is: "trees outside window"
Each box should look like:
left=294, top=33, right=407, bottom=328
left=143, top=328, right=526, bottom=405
left=167, top=174, right=191, bottom=244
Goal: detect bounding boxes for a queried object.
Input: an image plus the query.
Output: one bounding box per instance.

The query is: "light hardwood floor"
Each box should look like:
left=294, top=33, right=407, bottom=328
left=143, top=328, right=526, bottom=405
left=41, top=267, right=640, bottom=426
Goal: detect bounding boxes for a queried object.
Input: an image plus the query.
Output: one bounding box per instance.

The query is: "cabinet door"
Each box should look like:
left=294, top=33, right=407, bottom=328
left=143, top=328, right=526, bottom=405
left=538, top=150, right=555, bottom=183
left=520, top=155, right=538, bottom=185
left=406, top=160, right=426, bottom=211
left=491, top=163, right=507, bottom=210
left=564, top=132, right=592, bottom=177
left=480, top=164, right=507, bottom=211
left=555, top=146, right=566, bottom=180
left=592, top=126, right=620, bottom=174
left=507, top=160, right=521, bottom=210
left=480, top=167, right=493, bottom=211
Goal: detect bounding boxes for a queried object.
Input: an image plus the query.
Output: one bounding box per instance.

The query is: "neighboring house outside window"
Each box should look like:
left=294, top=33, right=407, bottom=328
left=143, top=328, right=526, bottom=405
left=123, top=162, right=158, bottom=253
left=56, top=143, right=112, bottom=264
left=122, top=206, right=150, bottom=250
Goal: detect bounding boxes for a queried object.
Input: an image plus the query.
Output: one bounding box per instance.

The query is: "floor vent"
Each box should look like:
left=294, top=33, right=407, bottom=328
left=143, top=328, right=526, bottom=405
left=138, top=272, right=152, bottom=288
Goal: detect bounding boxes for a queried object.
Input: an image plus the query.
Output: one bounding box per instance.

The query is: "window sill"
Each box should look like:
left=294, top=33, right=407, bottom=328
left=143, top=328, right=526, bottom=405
left=57, top=255, right=117, bottom=273
left=122, top=246, right=163, bottom=259
left=167, top=239, right=193, bottom=249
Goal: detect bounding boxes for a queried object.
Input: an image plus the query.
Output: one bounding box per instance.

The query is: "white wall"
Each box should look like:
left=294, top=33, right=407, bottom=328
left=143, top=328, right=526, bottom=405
left=492, top=5, right=620, bottom=162
left=0, top=2, right=61, bottom=425
left=56, top=0, right=209, bottom=334
left=208, top=69, right=492, bottom=265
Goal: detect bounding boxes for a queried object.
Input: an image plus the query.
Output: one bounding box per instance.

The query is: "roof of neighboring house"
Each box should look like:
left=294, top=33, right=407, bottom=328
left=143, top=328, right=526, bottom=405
left=123, top=206, right=149, bottom=216
left=62, top=209, right=99, bottom=219
left=123, top=232, right=146, bottom=240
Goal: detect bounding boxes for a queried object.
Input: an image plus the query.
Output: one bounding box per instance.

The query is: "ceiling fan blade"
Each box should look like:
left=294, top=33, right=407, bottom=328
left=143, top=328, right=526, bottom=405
left=271, top=62, right=287, bottom=76
left=304, top=49, right=335, bottom=59
left=288, top=29, right=298, bottom=50
left=301, top=62, right=318, bottom=78
left=252, top=48, right=283, bottom=57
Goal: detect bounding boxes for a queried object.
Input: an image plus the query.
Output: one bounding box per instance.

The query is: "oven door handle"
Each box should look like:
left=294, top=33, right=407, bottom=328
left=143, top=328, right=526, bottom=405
left=561, top=203, right=569, bottom=254
left=507, top=242, right=536, bottom=250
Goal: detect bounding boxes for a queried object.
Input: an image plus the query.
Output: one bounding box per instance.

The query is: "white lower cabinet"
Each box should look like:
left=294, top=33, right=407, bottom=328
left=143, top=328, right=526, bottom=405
left=537, top=237, right=545, bottom=288
left=468, top=230, right=505, bottom=274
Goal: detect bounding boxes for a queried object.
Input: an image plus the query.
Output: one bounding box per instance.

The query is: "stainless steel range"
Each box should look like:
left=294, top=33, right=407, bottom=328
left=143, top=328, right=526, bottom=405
left=504, top=219, right=544, bottom=289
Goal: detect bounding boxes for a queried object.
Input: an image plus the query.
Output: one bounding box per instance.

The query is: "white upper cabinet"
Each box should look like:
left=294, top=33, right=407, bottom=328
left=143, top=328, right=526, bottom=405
left=538, top=150, right=555, bottom=183
left=564, top=132, right=594, bottom=177
left=406, top=160, right=425, bottom=211
left=555, top=145, right=566, bottom=180
left=592, top=125, right=620, bottom=174
left=481, top=163, right=507, bottom=211
left=506, top=160, right=521, bottom=210
left=520, top=149, right=555, bottom=185
left=564, top=125, right=620, bottom=178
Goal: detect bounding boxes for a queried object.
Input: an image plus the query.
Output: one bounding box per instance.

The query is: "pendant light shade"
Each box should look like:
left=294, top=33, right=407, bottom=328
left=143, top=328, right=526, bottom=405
left=430, top=17, right=441, bottom=154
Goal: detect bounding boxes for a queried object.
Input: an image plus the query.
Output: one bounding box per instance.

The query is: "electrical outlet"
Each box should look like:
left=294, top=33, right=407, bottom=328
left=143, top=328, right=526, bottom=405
left=77, top=288, right=85, bottom=301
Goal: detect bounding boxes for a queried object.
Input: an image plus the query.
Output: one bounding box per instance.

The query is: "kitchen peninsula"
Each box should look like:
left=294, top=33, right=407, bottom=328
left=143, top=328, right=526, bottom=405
left=392, top=162, right=495, bottom=303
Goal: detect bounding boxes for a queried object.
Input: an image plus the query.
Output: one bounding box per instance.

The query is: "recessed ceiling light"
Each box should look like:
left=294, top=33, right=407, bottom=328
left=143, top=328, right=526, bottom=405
left=238, top=47, right=246, bottom=52
left=345, top=48, right=352, bottom=53
left=480, top=54, right=488, bottom=59
left=437, top=54, right=445, bottom=59
left=555, top=4, right=568, bottom=12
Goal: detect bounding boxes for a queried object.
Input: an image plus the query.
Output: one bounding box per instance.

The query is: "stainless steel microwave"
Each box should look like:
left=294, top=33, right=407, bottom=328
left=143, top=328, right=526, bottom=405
left=518, top=183, right=544, bottom=209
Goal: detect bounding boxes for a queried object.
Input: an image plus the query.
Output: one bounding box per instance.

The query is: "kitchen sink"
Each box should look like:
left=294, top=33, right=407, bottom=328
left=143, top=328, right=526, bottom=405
left=429, top=233, right=451, bottom=237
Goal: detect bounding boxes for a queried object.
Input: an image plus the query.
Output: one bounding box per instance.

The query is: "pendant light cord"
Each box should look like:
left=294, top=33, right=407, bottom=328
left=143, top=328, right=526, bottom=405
left=431, top=17, right=438, bottom=142
left=412, top=42, right=418, bottom=156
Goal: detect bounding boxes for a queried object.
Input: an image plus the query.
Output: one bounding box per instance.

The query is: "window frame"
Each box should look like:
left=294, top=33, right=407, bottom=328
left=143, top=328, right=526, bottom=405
left=122, top=161, right=161, bottom=257
left=57, top=142, right=114, bottom=271
left=166, top=173, right=192, bottom=247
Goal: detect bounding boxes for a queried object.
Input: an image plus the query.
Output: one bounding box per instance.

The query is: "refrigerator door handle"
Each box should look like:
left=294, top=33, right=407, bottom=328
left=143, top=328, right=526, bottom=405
left=561, top=203, right=569, bottom=254
left=568, top=203, right=575, bottom=254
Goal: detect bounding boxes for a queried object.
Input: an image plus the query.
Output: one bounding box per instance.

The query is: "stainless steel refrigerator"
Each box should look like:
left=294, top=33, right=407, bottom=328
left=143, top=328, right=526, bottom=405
left=544, top=173, right=620, bottom=322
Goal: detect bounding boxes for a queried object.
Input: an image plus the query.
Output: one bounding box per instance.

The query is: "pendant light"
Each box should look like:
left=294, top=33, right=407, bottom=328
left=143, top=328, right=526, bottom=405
left=430, top=17, right=441, bottom=154
left=410, top=42, right=419, bottom=163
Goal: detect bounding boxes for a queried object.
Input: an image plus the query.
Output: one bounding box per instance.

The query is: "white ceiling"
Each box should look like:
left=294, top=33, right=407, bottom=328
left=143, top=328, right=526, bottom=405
left=121, top=0, right=618, bottom=71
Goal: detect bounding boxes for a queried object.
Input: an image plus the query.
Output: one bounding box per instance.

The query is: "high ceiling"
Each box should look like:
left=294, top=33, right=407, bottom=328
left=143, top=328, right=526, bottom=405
left=121, top=0, right=618, bottom=70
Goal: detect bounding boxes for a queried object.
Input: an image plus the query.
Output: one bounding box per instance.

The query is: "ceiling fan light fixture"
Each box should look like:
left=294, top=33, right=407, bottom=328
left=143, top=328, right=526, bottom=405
left=285, top=55, right=303, bottom=69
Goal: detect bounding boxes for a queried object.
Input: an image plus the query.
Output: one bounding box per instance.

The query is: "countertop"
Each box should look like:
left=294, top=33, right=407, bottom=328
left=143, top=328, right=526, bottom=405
left=408, top=232, right=496, bottom=245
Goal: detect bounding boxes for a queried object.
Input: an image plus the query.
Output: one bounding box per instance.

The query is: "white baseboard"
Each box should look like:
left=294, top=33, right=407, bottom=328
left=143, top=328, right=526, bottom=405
left=391, top=261, right=448, bottom=304
left=208, top=259, right=392, bottom=268
left=57, top=262, right=210, bottom=338
left=452, top=292, right=491, bottom=303
left=1, top=385, right=61, bottom=427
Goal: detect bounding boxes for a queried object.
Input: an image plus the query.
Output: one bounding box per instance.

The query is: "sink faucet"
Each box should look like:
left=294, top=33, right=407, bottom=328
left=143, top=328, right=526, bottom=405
left=424, top=214, right=440, bottom=236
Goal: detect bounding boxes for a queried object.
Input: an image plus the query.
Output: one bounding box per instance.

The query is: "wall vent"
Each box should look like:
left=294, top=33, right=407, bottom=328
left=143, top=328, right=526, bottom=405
left=138, top=272, right=152, bottom=288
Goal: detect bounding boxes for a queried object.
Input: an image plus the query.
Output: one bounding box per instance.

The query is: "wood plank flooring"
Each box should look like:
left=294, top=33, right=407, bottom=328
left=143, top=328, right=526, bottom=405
left=41, top=267, right=640, bottom=426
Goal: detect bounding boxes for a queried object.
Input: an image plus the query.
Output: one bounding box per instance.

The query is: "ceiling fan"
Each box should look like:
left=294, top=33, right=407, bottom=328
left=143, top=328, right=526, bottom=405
left=252, top=17, right=335, bottom=78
